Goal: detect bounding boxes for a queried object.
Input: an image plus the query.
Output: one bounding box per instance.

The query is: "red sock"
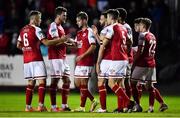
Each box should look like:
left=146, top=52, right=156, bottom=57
left=118, top=96, right=123, bottom=110
left=137, top=84, right=143, bottom=99
left=131, top=84, right=140, bottom=104
left=62, top=84, right=70, bottom=104
left=154, top=88, right=164, bottom=104
left=149, top=87, right=155, bottom=107
left=125, top=83, right=132, bottom=99
left=98, top=85, right=107, bottom=109
left=26, top=85, right=34, bottom=105
left=80, top=85, right=88, bottom=107
left=38, top=84, right=46, bottom=104
left=112, top=84, right=129, bottom=108
left=49, top=84, right=57, bottom=105
left=82, top=85, right=94, bottom=101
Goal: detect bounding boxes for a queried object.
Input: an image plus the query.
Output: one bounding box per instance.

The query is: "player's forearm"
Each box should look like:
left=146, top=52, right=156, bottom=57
left=16, top=41, right=23, bottom=50
left=133, top=46, right=144, bottom=64
left=42, top=39, right=61, bottom=46
left=81, top=45, right=96, bottom=59
left=97, top=45, right=105, bottom=64
left=94, top=33, right=101, bottom=45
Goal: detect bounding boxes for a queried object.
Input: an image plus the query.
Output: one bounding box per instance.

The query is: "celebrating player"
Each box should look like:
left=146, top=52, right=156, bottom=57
left=17, top=10, right=67, bottom=112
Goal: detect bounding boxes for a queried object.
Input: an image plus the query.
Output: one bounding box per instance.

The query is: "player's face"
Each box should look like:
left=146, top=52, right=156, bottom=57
left=34, top=15, right=41, bottom=26
left=139, top=23, right=145, bottom=32
left=59, top=11, right=67, bottom=23
left=76, top=17, right=83, bottom=28
left=99, top=15, right=106, bottom=26
left=134, top=23, right=140, bottom=32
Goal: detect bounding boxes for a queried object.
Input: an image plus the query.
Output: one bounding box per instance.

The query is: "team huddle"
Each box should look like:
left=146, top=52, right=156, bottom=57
left=16, top=6, right=168, bottom=113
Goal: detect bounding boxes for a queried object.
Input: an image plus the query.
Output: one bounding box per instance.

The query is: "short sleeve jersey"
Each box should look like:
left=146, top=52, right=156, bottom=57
left=136, top=32, right=156, bottom=67
left=105, top=23, right=128, bottom=61
left=47, top=22, right=66, bottom=59
left=75, top=27, right=96, bottom=66
left=123, top=23, right=133, bottom=63
left=100, top=26, right=111, bottom=60
left=18, top=25, right=45, bottom=63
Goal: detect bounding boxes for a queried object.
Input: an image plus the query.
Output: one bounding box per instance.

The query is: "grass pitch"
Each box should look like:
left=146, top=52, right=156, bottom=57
left=0, top=91, right=180, bottom=117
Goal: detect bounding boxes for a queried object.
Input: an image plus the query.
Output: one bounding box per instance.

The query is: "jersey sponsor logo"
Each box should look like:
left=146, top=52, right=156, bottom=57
left=82, top=69, right=87, bottom=75
left=82, top=33, right=86, bottom=37
left=51, top=29, right=57, bottom=37
left=38, top=31, right=45, bottom=39
left=77, top=40, right=82, bottom=48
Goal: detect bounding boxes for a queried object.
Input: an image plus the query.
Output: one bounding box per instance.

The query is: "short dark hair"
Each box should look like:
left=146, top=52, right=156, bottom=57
left=28, top=10, right=41, bottom=19
left=140, top=18, right=152, bottom=29
left=116, top=8, right=127, bottom=21
left=106, top=9, right=119, bottom=20
left=101, top=11, right=107, bottom=18
left=76, top=11, right=88, bottom=20
left=55, top=6, right=67, bottom=16
left=134, top=17, right=144, bottom=24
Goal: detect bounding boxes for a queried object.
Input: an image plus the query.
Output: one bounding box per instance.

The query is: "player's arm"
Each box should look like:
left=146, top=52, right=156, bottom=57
left=41, top=36, right=67, bottom=46
left=91, top=25, right=101, bottom=45
left=16, top=35, right=23, bottom=50
left=133, top=35, right=145, bottom=65
left=16, top=41, right=23, bottom=50
left=96, top=38, right=109, bottom=73
left=76, top=44, right=96, bottom=62
left=127, top=32, right=133, bottom=51
left=97, top=37, right=109, bottom=65
left=64, top=38, right=77, bottom=47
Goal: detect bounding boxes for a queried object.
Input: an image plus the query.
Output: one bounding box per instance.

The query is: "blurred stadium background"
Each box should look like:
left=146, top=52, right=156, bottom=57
left=0, top=0, right=180, bottom=93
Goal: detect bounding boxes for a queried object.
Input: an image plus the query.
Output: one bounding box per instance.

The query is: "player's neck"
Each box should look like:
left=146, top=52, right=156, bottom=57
left=55, top=19, right=62, bottom=25
left=82, top=25, right=88, bottom=31
left=111, top=20, right=118, bottom=25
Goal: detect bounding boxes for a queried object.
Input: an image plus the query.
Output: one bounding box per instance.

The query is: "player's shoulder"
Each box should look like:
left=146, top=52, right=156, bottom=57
left=49, top=22, right=57, bottom=29
left=123, top=23, right=132, bottom=31
left=30, top=25, right=42, bottom=32
left=139, top=32, right=147, bottom=37
left=87, top=27, right=94, bottom=33
left=146, top=32, right=156, bottom=39
left=20, top=25, right=35, bottom=34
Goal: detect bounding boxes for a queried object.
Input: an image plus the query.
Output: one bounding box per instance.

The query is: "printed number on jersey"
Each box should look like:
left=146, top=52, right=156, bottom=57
left=23, top=33, right=29, bottom=46
left=149, top=38, right=156, bottom=57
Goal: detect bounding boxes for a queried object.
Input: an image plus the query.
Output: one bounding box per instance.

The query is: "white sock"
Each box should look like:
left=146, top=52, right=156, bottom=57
left=62, top=104, right=68, bottom=108
left=51, top=105, right=57, bottom=109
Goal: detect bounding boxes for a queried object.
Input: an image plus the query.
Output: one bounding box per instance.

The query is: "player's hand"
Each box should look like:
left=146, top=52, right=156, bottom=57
left=91, top=25, right=98, bottom=35
left=96, top=63, right=101, bottom=74
left=76, top=55, right=83, bottom=62
left=61, top=35, right=68, bottom=42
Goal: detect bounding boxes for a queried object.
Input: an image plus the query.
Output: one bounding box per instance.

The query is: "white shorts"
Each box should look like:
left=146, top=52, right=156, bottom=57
left=131, top=66, right=157, bottom=84
left=24, top=61, right=47, bottom=80
left=49, top=59, right=70, bottom=78
left=74, top=66, right=93, bottom=79
left=98, top=60, right=111, bottom=79
left=109, top=60, right=128, bottom=79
